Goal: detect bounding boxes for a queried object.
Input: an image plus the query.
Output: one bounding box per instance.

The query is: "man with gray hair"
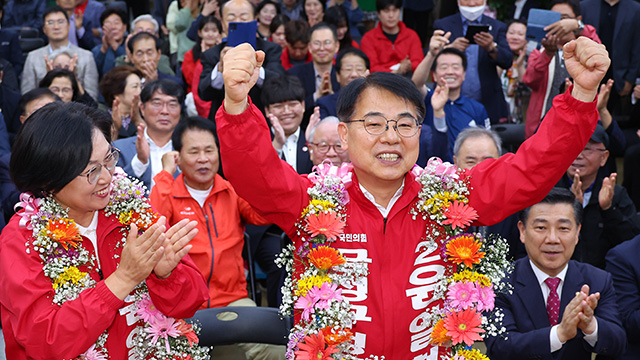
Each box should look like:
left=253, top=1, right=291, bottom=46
left=454, top=127, right=525, bottom=260
left=307, top=116, right=350, bottom=166
left=114, top=14, right=175, bottom=75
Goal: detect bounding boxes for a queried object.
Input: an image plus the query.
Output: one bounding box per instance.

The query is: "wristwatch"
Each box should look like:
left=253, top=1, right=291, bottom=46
left=489, top=42, right=498, bottom=54
left=574, top=19, right=585, bottom=36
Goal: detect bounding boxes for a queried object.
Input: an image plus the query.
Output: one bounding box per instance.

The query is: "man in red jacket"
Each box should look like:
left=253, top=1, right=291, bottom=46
left=215, top=36, right=609, bottom=359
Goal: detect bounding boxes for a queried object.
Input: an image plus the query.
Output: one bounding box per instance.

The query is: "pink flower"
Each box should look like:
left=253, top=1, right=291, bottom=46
left=308, top=161, right=353, bottom=186
left=15, top=192, right=40, bottom=230
left=80, top=344, right=107, bottom=360
left=145, top=316, right=180, bottom=353
left=442, top=201, right=478, bottom=230
left=294, top=293, right=317, bottom=321
left=136, top=295, right=165, bottom=323
left=308, top=282, right=342, bottom=310
left=448, top=281, right=478, bottom=310
left=476, top=284, right=495, bottom=312
left=426, top=157, right=458, bottom=178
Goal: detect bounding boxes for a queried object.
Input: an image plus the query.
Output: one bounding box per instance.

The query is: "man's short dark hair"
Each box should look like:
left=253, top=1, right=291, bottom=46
left=127, top=31, right=161, bottom=53
left=44, top=6, right=68, bottom=22
left=310, top=22, right=338, bottom=43
left=376, top=0, right=402, bottom=12
left=336, top=48, right=370, bottom=74
left=19, top=88, right=60, bottom=117
left=550, top=0, right=581, bottom=17
left=285, top=20, right=310, bottom=45
left=172, top=116, right=219, bottom=152
left=100, top=7, right=128, bottom=29
left=519, top=187, right=583, bottom=226
left=432, top=47, right=468, bottom=72
left=140, top=79, right=185, bottom=105
left=337, top=72, right=426, bottom=123
left=261, top=75, right=306, bottom=106
left=11, top=102, right=112, bottom=195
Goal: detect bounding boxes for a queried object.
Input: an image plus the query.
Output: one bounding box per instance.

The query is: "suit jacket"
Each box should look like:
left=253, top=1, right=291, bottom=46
left=507, top=0, right=541, bottom=19
left=317, top=91, right=338, bottom=119
left=112, top=136, right=179, bottom=191
left=21, top=43, right=99, bottom=100
left=76, top=0, right=106, bottom=50
left=486, top=258, right=626, bottom=360
left=287, top=62, right=340, bottom=116
left=605, top=235, right=640, bottom=360
left=198, top=38, right=284, bottom=119
left=581, top=0, right=640, bottom=92
left=0, top=29, right=23, bottom=75
left=434, top=14, right=511, bottom=124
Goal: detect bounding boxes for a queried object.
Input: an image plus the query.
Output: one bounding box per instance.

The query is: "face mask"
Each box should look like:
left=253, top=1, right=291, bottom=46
left=459, top=5, right=485, bottom=21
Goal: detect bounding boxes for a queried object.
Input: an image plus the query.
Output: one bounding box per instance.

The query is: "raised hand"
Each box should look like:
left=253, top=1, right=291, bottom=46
left=135, top=123, right=150, bottom=164
left=44, top=55, right=55, bottom=72
left=429, top=30, right=451, bottom=57
left=557, top=290, right=585, bottom=342
left=223, top=43, right=266, bottom=114
left=111, top=98, right=122, bottom=140
left=577, top=284, right=599, bottom=335
left=161, top=150, right=179, bottom=174
left=564, top=37, right=611, bottom=102
left=570, top=170, right=584, bottom=205
left=448, top=37, right=470, bottom=52
left=315, top=71, right=333, bottom=98
left=305, top=106, right=321, bottom=142
left=544, top=18, right=580, bottom=39
left=153, top=219, right=198, bottom=278
left=431, top=80, right=449, bottom=116
left=474, top=31, right=495, bottom=53
left=268, top=113, right=285, bottom=151
left=599, top=173, right=616, bottom=210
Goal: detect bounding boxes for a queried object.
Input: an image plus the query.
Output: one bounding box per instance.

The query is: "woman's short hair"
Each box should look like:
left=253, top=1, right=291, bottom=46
left=11, top=102, right=112, bottom=196
left=99, top=65, right=143, bottom=106
left=38, top=68, right=80, bottom=102
left=269, top=14, right=290, bottom=34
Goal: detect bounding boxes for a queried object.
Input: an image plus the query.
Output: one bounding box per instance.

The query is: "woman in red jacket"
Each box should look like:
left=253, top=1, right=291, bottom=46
left=0, top=102, right=209, bottom=359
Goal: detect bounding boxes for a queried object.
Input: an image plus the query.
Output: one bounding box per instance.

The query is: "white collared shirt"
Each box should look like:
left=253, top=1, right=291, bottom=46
left=131, top=128, right=173, bottom=189
left=359, top=179, right=405, bottom=218
left=281, top=127, right=300, bottom=171
left=529, top=260, right=598, bottom=352
left=76, top=211, right=100, bottom=268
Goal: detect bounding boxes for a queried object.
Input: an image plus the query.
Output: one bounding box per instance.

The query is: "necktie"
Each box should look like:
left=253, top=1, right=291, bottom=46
left=545, top=277, right=561, bottom=325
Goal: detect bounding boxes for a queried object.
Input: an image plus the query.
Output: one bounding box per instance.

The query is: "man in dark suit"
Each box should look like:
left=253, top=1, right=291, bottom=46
left=580, top=0, right=640, bottom=112
left=287, top=22, right=340, bottom=119
left=198, top=0, right=285, bottom=119
left=508, top=0, right=541, bottom=20
left=486, top=188, right=626, bottom=360
left=605, top=233, right=640, bottom=360
left=433, top=0, right=512, bottom=124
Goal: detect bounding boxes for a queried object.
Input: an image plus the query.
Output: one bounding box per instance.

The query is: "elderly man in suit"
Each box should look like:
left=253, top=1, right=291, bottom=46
left=113, top=79, right=183, bottom=191
left=433, top=0, right=511, bottom=124
left=486, top=187, right=626, bottom=360
left=198, top=0, right=284, bottom=119
left=21, top=6, right=99, bottom=100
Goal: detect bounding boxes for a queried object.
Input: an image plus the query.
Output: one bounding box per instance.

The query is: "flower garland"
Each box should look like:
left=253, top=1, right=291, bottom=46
left=277, top=158, right=512, bottom=360
left=17, top=168, right=210, bottom=360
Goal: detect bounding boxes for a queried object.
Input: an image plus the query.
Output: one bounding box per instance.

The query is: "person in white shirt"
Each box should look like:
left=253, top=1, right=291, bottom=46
left=113, top=79, right=184, bottom=191
left=263, top=74, right=313, bottom=175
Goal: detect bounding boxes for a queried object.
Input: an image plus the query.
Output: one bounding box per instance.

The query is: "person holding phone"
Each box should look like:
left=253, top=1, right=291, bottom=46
left=198, top=0, right=285, bottom=118
left=434, top=0, right=511, bottom=124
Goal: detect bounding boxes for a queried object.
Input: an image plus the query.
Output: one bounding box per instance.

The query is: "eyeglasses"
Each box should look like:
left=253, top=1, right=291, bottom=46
left=46, top=19, right=67, bottom=27
left=345, top=114, right=420, bottom=137
left=310, top=39, right=335, bottom=49
left=79, top=148, right=120, bottom=184
left=309, top=142, right=345, bottom=154
left=582, top=146, right=607, bottom=156
left=148, top=99, right=181, bottom=111
left=269, top=101, right=302, bottom=112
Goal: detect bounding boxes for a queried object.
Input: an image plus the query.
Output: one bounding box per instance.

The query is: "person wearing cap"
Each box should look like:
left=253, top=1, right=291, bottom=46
left=556, top=123, right=640, bottom=269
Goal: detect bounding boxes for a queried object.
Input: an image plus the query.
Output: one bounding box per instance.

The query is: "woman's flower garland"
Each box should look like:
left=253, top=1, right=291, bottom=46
left=18, top=168, right=210, bottom=360
left=277, top=159, right=512, bottom=360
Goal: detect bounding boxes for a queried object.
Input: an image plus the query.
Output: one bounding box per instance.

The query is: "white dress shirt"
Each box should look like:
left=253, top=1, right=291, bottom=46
left=131, top=128, right=173, bottom=189
left=529, top=260, right=599, bottom=352
left=359, top=179, right=405, bottom=218
left=76, top=211, right=100, bottom=268
left=276, top=127, right=301, bottom=171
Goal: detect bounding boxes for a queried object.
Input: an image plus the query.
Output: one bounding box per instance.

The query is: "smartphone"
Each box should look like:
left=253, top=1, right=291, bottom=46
left=227, top=20, right=257, bottom=48
left=465, top=24, right=490, bottom=44
left=526, top=9, right=562, bottom=43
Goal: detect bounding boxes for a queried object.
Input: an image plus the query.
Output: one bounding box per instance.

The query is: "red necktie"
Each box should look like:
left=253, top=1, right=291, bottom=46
left=545, top=277, right=561, bottom=325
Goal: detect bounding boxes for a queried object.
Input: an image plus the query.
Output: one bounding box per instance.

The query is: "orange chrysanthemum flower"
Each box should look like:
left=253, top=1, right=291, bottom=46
left=305, top=212, right=345, bottom=241
left=446, top=235, right=485, bottom=268
left=443, top=309, right=485, bottom=347
left=430, top=319, right=451, bottom=346
left=130, top=208, right=159, bottom=231
left=442, top=200, right=478, bottom=230
left=321, top=326, right=353, bottom=346
left=46, top=219, right=82, bottom=250
left=308, top=246, right=346, bottom=270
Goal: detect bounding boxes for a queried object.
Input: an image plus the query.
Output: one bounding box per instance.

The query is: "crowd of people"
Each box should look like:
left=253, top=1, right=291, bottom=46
left=0, top=0, right=639, bottom=358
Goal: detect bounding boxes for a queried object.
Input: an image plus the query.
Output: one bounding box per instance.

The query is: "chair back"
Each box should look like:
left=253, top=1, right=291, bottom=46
left=187, top=306, right=291, bottom=346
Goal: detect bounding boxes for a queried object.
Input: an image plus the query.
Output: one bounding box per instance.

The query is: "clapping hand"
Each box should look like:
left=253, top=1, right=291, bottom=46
left=153, top=219, right=198, bottom=279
